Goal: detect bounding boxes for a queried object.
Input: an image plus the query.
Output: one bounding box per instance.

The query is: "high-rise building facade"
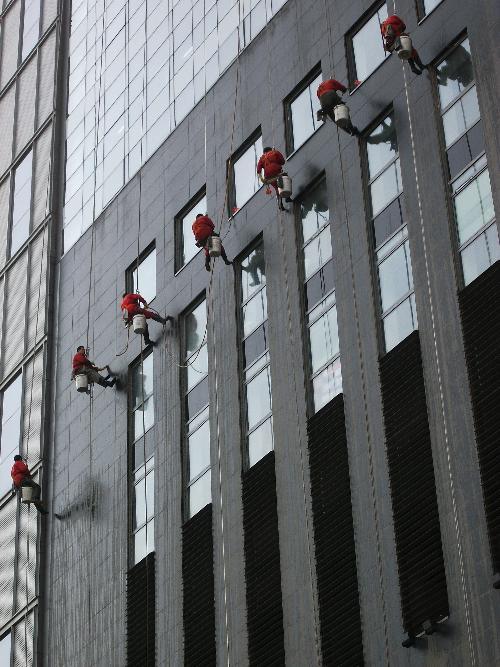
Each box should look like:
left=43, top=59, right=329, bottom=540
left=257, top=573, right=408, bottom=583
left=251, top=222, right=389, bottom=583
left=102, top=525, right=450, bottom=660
left=0, top=0, right=66, bottom=663
left=2, top=0, right=499, bottom=664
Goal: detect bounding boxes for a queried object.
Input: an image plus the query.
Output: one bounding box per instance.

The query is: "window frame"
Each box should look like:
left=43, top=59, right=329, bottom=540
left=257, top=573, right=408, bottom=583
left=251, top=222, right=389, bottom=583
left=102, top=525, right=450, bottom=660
left=0, top=371, right=24, bottom=501
left=235, top=236, right=273, bottom=470
left=181, top=294, right=211, bottom=522
left=128, top=349, right=155, bottom=566
left=284, top=64, right=322, bottom=155
left=227, top=127, right=262, bottom=217
left=125, top=241, right=157, bottom=305
left=8, top=147, right=34, bottom=261
left=174, top=186, right=206, bottom=273
left=346, top=0, right=389, bottom=88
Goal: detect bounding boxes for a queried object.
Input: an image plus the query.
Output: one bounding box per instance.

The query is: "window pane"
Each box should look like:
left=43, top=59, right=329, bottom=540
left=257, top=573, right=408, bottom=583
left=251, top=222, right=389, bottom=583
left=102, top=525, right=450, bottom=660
left=134, top=477, right=146, bottom=529
left=300, top=180, right=329, bottom=243
left=134, top=525, right=147, bottom=563
left=455, top=169, right=494, bottom=245
left=312, top=358, right=342, bottom=413
left=132, top=249, right=156, bottom=304
left=248, top=417, right=273, bottom=467
left=290, top=74, right=321, bottom=151
left=378, top=241, right=411, bottom=312
left=187, top=343, right=208, bottom=391
left=304, top=227, right=332, bottom=279
left=383, top=297, right=415, bottom=352
left=180, top=194, right=206, bottom=267
left=185, top=300, right=207, bottom=357
left=189, top=469, right=211, bottom=517
left=134, top=396, right=154, bottom=440
left=246, top=365, right=272, bottom=431
left=241, top=245, right=266, bottom=300
left=233, top=135, right=263, bottom=210
left=243, top=288, right=267, bottom=337
left=442, top=86, right=480, bottom=148
left=423, top=0, right=443, bottom=13
left=11, top=151, right=33, bottom=256
left=352, top=5, right=388, bottom=83
left=437, top=39, right=473, bottom=110
left=370, top=160, right=402, bottom=217
left=186, top=375, right=209, bottom=420
left=0, top=374, right=23, bottom=485
left=367, top=115, right=397, bottom=177
left=132, top=354, right=154, bottom=408
left=309, top=306, right=339, bottom=374
left=22, top=0, right=40, bottom=59
left=486, top=223, right=500, bottom=265
left=244, top=322, right=268, bottom=368
left=0, top=633, right=10, bottom=666
left=188, top=418, right=210, bottom=482
left=373, top=196, right=405, bottom=247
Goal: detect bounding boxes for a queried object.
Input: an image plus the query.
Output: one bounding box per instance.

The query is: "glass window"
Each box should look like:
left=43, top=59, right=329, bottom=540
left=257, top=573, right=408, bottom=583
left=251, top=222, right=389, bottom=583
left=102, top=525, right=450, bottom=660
left=230, top=134, right=263, bottom=214
left=378, top=241, right=412, bottom=312
left=183, top=298, right=211, bottom=518
left=287, top=72, right=322, bottom=153
left=0, top=374, right=23, bottom=496
left=131, top=247, right=156, bottom=304
left=422, top=0, right=443, bottom=14
left=299, top=179, right=342, bottom=412
left=177, top=192, right=207, bottom=269
left=383, top=295, right=417, bottom=353
left=437, top=39, right=498, bottom=286
left=0, top=633, right=11, bottom=666
left=240, top=242, right=274, bottom=465
left=130, top=353, right=154, bottom=452
left=21, top=0, right=40, bottom=60
left=351, top=4, right=388, bottom=85
left=11, top=151, right=33, bottom=256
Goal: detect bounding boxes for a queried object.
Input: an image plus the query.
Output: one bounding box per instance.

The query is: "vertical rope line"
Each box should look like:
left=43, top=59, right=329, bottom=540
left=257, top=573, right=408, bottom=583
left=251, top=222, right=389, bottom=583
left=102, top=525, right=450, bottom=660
left=398, top=47, right=476, bottom=661
left=335, top=124, right=391, bottom=665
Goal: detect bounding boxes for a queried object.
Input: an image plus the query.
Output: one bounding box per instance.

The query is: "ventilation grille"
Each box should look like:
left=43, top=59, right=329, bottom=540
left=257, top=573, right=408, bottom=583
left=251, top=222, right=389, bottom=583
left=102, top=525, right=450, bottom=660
left=243, top=451, right=285, bottom=666
left=182, top=503, right=216, bottom=666
left=307, top=394, right=364, bottom=665
left=380, top=331, right=449, bottom=637
left=459, top=260, right=500, bottom=572
left=126, top=552, right=155, bottom=667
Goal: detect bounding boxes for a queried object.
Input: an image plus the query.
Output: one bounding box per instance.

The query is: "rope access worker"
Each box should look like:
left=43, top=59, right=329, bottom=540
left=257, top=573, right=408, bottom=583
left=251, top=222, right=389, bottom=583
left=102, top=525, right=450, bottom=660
left=192, top=213, right=232, bottom=272
left=121, top=293, right=172, bottom=346
left=72, top=345, right=116, bottom=389
left=381, top=15, right=426, bottom=75
left=11, top=455, right=48, bottom=514
left=257, top=147, right=290, bottom=212
left=316, top=79, right=359, bottom=136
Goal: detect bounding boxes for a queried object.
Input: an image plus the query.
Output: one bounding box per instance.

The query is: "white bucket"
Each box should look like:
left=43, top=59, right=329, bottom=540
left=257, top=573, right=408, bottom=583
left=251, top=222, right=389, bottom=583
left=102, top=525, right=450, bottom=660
left=334, top=104, right=351, bottom=129
left=278, top=174, right=292, bottom=199
left=208, top=236, right=222, bottom=258
left=133, top=313, right=147, bottom=334
left=75, top=373, right=88, bottom=393
left=398, top=35, right=413, bottom=60
left=21, top=486, right=34, bottom=503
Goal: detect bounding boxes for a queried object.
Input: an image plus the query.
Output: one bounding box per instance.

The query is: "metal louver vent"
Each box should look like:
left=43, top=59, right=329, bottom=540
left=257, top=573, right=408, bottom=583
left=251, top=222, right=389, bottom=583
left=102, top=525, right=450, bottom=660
left=379, top=331, right=449, bottom=639
left=307, top=394, right=364, bottom=666
left=459, top=260, right=500, bottom=573
left=243, top=451, right=285, bottom=666
left=126, top=551, right=155, bottom=667
left=182, top=503, right=215, bottom=666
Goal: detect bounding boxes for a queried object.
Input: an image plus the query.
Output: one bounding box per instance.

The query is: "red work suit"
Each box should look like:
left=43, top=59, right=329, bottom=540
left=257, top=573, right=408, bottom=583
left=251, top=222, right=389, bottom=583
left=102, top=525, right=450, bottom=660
left=256, top=150, right=285, bottom=193
left=192, top=215, right=215, bottom=245
left=317, top=79, right=347, bottom=98
left=381, top=15, right=420, bottom=61
left=11, top=460, right=31, bottom=488
left=121, top=293, right=156, bottom=321
left=72, top=351, right=92, bottom=375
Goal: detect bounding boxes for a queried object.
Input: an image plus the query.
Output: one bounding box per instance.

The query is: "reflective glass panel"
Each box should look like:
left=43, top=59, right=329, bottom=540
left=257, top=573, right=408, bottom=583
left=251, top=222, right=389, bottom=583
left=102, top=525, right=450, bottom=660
left=187, top=343, right=208, bottom=392
left=248, top=417, right=273, bottom=467
left=241, top=245, right=266, bottom=300
left=442, top=86, right=480, bottom=148
left=423, top=0, right=443, bottom=13
left=367, top=115, right=397, bottom=178
left=0, top=633, right=10, bottom=666
left=303, top=227, right=332, bottom=279
left=11, top=151, right=33, bottom=256
left=132, top=354, right=154, bottom=408
left=246, top=365, right=272, bottom=430
left=189, top=468, right=211, bottom=516
left=300, top=180, right=329, bottom=243
left=180, top=194, right=207, bottom=267
left=378, top=241, right=412, bottom=312
left=455, top=169, right=494, bottom=245
left=22, top=0, right=40, bottom=60
left=312, top=357, right=342, bottom=413
left=132, top=249, right=156, bottom=304
left=437, top=39, right=473, bottom=110
left=233, top=135, right=263, bottom=211
left=309, top=306, right=339, bottom=374
left=461, top=224, right=500, bottom=286
left=134, top=397, right=154, bottom=440
left=185, top=300, right=207, bottom=356
left=243, top=288, right=267, bottom=337
left=383, top=296, right=416, bottom=352
left=0, top=374, right=23, bottom=490
left=188, top=418, right=210, bottom=481
left=352, top=5, right=388, bottom=83
left=290, top=73, right=322, bottom=151
left=370, top=159, right=402, bottom=217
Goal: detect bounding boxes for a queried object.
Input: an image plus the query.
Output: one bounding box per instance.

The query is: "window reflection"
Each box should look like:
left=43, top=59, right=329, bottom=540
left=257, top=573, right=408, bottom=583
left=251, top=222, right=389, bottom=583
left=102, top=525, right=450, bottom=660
left=0, top=373, right=23, bottom=495
left=132, top=248, right=156, bottom=305
left=288, top=73, right=322, bottom=152
left=232, top=135, right=263, bottom=212
left=11, top=151, right=33, bottom=256
left=351, top=4, right=388, bottom=84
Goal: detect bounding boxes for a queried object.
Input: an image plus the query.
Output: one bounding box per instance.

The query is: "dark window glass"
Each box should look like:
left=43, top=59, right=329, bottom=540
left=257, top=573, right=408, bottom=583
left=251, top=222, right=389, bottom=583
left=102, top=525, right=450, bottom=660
left=436, top=39, right=474, bottom=109
left=244, top=322, right=268, bottom=368
left=373, top=196, right=405, bottom=247
left=186, top=375, right=209, bottom=421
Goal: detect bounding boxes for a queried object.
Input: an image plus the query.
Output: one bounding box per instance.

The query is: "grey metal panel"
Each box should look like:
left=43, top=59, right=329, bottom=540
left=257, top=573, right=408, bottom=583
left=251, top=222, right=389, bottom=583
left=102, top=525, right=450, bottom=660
left=36, top=30, right=55, bottom=130
left=0, top=86, right=16, bottom=175
left=32, top=126, right=51, bottom=229
left=0, top=1, right=21, bottom=90
left=0, top=498, right=16, bottom=628
left=15, top=54, right=37, bottom=156
left=3, top=249, right=28, bottom=378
